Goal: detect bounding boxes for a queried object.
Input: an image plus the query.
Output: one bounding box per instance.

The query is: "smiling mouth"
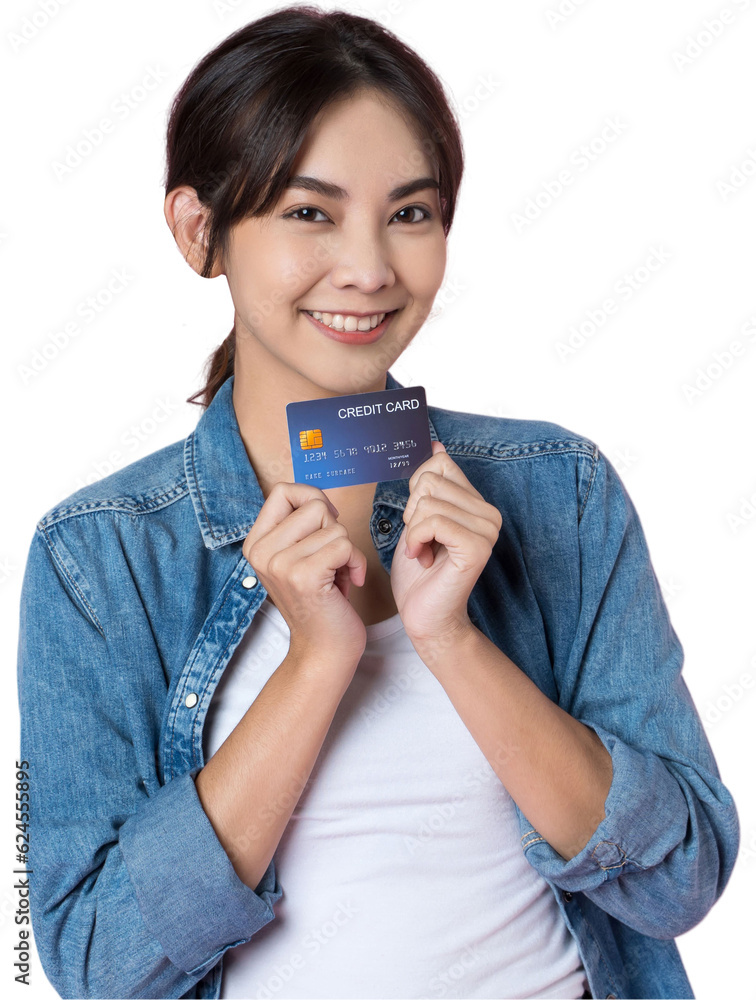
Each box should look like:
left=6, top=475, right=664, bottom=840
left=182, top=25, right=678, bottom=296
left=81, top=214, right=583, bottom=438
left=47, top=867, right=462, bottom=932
left=302, top=309, right=398, bottom=333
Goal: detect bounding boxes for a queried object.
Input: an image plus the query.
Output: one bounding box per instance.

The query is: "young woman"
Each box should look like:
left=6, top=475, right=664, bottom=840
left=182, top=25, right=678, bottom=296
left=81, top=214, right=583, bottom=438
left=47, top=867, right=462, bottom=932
left=18, top=7, right=739, bottom=999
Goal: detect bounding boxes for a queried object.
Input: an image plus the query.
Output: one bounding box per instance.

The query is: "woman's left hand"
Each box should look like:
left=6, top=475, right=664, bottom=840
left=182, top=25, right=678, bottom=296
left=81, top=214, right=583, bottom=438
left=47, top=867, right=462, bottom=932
left=390, top=440, right=503, bottom=647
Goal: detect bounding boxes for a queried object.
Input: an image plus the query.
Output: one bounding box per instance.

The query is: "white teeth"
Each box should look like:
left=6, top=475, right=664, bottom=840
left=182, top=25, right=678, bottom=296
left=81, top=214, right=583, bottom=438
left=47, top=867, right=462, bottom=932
left=307, top=310, right=387, bottom=332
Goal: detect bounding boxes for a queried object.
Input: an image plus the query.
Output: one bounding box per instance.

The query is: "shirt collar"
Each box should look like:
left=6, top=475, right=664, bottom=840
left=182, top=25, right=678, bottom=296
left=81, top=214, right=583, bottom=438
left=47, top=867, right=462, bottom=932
left=184, top=370, right=439, bottom=550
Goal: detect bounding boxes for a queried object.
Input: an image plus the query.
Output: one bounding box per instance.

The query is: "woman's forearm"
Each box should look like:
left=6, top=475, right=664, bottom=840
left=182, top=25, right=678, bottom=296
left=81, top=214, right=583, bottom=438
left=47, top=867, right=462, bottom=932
left=412, top=625, right=613, bottom=860
left=196, top=648, right=358, bottom=892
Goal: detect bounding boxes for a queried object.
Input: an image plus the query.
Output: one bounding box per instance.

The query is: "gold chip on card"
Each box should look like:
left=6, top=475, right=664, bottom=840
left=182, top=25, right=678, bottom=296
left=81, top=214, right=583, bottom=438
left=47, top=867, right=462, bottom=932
left=299, top=428, right=323, bottom=450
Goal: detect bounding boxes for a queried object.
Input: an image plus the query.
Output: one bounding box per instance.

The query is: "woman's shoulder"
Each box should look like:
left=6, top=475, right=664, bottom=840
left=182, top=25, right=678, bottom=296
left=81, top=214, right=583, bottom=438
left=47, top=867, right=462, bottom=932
left=428, top=400, right=597, bottom=459
left=428, top=402, right=608, bottom=521
left=34, top=437, right=189, bottom=532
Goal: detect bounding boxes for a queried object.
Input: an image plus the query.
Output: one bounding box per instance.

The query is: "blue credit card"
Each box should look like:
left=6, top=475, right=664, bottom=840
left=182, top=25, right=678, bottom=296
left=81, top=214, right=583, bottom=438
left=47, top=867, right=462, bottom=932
left=286, top=385, right=433, bottom=488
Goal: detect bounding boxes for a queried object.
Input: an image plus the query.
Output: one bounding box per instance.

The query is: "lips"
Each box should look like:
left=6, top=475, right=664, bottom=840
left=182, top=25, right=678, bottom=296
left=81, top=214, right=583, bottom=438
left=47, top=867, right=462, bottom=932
left=304, top=309, right=396, bottom=333
left=302, top=308, right=398, bottom=345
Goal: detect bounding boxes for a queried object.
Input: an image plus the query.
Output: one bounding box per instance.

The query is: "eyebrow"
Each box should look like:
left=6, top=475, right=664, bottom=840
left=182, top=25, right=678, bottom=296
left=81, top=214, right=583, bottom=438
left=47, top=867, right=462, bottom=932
left=285, top=175, right=440, bottom=202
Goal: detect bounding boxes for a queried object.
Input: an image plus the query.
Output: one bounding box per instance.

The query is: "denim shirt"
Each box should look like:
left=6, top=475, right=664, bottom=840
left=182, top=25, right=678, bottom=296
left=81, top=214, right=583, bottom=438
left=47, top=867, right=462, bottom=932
left=17, top=370, right=739, bottom=1000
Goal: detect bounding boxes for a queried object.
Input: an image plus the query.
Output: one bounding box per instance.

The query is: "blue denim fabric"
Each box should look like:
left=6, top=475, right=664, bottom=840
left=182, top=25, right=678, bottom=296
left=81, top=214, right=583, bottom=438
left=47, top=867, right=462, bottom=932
left=17, top=370, right=739, bottom=999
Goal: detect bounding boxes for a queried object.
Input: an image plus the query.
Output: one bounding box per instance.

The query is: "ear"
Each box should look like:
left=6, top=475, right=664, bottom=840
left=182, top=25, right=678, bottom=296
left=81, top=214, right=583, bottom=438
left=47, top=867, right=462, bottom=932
left=163, top=185, right=224, bottom=278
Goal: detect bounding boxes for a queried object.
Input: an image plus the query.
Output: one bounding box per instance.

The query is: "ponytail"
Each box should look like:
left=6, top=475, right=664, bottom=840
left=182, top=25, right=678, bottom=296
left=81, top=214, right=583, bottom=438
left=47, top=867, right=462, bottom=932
left=186, top=326, right=236, bottom=409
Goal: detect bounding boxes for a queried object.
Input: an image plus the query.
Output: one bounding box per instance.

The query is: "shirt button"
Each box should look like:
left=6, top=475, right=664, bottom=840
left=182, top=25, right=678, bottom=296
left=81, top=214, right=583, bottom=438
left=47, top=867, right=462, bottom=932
left=185, top=693, right=198, bottom=709
left=562, top=890, right=574, bottom=902
left=242, top=575, right=258, bottom=589
left=377, top=518, right=393, bottom=535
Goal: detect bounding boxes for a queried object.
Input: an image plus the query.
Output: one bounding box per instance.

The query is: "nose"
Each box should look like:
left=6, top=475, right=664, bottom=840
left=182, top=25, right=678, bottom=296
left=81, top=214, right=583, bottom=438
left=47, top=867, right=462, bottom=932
left=327, top=221, right=396, bottom=294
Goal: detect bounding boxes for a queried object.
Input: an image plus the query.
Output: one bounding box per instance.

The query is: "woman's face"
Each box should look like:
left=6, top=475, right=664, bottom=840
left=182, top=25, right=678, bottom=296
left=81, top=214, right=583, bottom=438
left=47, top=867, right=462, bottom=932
left=222, top=88, right=447, bottom=396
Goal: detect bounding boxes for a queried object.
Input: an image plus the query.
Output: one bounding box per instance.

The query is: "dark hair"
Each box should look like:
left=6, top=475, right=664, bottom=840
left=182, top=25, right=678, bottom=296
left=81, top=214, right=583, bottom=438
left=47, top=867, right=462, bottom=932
left=163, top=4, right=465, bottom=408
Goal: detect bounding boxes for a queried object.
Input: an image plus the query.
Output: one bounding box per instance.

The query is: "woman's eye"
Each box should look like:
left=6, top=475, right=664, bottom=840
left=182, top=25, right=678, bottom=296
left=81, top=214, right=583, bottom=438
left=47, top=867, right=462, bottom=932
left=286, top=206, right=328, bottom=222
left=392, top=205, right=431, bottom=224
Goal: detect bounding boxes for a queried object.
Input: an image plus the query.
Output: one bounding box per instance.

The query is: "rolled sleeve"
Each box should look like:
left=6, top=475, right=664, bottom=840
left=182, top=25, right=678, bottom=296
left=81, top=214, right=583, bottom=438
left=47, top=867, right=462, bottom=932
left=518, top=448, right=740, bottom=940
left=18, top=525, right=282, bottom=999
left=119, top=767, right=282, bottom=978
left=521, top=720, right=689, bottom=889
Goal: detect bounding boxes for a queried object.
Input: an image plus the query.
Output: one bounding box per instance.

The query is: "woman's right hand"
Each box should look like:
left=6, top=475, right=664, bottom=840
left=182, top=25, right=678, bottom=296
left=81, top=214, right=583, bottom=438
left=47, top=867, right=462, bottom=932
left=242, top=482, right=369, bottom=665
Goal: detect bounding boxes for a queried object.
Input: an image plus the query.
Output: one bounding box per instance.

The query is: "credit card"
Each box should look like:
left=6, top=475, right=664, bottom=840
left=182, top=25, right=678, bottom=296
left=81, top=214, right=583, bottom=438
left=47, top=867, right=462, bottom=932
left=286, top=385, right=433, bottom=488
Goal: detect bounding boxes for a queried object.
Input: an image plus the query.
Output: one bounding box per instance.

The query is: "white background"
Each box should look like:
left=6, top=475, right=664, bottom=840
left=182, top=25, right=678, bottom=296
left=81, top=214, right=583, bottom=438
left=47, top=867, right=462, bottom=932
left=2, top=0, right=754, bottom=997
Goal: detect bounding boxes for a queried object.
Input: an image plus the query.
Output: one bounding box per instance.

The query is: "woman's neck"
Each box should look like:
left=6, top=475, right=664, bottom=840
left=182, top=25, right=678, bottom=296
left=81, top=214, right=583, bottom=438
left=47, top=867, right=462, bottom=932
left=230, top=344, right=387, bottom=504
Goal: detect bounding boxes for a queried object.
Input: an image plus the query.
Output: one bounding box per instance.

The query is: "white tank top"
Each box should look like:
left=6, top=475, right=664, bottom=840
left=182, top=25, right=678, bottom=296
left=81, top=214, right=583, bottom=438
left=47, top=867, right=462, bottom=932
left=203, top=596, right=588, bottom=999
